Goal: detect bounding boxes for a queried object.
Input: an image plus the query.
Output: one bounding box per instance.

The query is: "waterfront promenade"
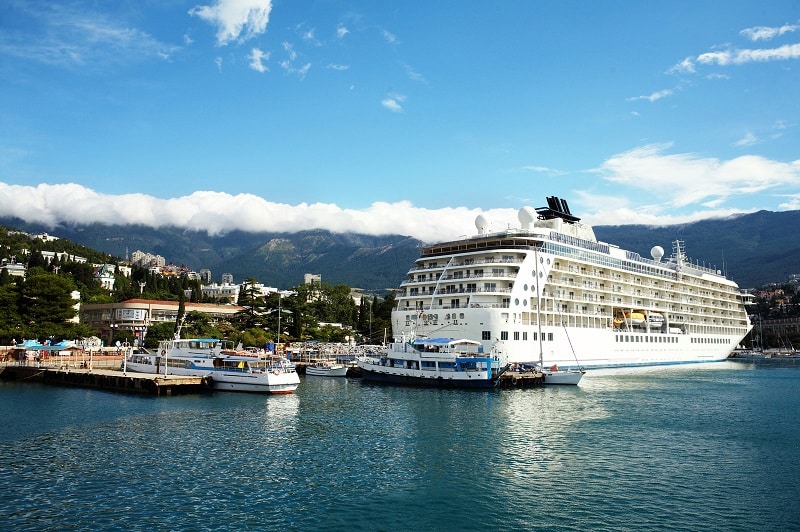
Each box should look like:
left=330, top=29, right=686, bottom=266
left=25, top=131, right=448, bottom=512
left=0, top=347, right=211, bottom=395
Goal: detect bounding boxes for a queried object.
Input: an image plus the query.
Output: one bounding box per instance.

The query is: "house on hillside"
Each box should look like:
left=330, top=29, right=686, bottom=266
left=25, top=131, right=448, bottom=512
left=93, top=264, right=115, bottom=290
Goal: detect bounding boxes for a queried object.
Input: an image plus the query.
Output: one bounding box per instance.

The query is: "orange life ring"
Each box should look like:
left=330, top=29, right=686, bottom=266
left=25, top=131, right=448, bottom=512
left=161, top=350, right=166, bottom=356
left=272, top=369, right=280, bottom=375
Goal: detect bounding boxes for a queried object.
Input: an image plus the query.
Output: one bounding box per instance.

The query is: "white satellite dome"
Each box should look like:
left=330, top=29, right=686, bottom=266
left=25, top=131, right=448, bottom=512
left=475, top=214, right=489, bottom=234
left=651, top=246, right=665, bottom=261
left=518, top=206, right=537, bottom=230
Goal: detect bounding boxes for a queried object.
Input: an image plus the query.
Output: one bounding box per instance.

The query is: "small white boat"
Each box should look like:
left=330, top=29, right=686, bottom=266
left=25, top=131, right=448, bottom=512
left=542, top=364, right=584, bottom=385
left=305, top=359, right=349, bottom=377
left=123, top=337, right=300, bottom=394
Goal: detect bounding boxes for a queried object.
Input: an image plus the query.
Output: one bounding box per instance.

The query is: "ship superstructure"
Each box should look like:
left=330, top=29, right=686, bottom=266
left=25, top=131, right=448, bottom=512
left=391, top=197, right=752, bottom=369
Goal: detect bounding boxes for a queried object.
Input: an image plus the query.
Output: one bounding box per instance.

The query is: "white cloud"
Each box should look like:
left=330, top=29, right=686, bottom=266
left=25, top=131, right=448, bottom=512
left=0, top=183, right=516, bottom=243
left=189, top=0, right=272, bottom=46
left=694, top=43, right=800, bottom=67
left=668, top=57, right=696, bottom=74
left=595, top=144, right=800, bottom=209
left=627, top=89, right=674, bottom=102
left=1, top=4, right=178, bottom=67
left=381, top=94, right=406, bottom=112
left=278, top=41, right=310, bottom=78
left=740, top=24, right=799, bottom=42
left=404, top=64, right=426, bottom=83
left=382, top=29, right=398, bottom=44
left=248, top=47, right=269, bottom=72
left=2, top=166, right=798, bottom=243
left=337, top=25, right=349, bottom=39
left=735, top=132, right=758, bottom=147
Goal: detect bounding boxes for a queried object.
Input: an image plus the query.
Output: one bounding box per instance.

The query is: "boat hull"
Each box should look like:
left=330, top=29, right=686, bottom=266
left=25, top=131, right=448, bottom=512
left=358, top=366, right=498, bottom=389
left=542, top=370, right=584, bottom=385
left=306, top=365, right=349, bottom=377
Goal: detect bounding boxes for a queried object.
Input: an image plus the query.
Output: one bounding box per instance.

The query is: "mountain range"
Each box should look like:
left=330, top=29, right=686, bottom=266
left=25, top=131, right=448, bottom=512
left=2, top=209, right=796, bottom=291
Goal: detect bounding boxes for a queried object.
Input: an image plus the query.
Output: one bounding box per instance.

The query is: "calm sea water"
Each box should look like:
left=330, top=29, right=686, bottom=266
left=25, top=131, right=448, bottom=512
left=1, top=359, right=798, bottom=531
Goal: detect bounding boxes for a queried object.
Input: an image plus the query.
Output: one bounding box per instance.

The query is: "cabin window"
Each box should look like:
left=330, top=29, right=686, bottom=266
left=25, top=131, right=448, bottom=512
left=500, top=331, right=509, bottom=340
left=482, top=331, right=491, bottom=340
left=514, top=332, right=520, bottom=341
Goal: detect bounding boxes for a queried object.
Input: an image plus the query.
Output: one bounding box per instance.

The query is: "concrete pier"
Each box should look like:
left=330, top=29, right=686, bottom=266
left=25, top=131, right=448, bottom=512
left=0, top=365, right=212, bottom=396
left=497, top=370, right=545, bottom=388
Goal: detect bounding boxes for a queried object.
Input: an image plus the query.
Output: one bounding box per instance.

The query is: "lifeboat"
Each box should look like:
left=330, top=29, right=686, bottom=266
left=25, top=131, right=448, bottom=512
left=614, top=311, right=646, bottom=328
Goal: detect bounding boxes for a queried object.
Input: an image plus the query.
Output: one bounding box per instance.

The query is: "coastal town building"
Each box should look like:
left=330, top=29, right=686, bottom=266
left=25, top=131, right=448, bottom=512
left=1, top=259, right=26, bottom=278
left=304, top=273, right=321, bottom=285
left=221, top=272, right=234, bottom=285
left=93, top=264, right=116, bottom=290
left=131, top=250, right=166, bottom=268
left=201, top=282, right=241, bottom=304
left=80, top=299, right=244, bottom=343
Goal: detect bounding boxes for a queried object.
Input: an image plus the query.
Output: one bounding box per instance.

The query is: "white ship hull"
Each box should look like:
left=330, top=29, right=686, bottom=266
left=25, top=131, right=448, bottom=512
left=391, top=197, right=753, bottom=370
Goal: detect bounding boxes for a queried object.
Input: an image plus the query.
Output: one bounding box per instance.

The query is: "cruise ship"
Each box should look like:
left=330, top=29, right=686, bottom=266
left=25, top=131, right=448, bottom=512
left=391, top=196, right=753, bottom=370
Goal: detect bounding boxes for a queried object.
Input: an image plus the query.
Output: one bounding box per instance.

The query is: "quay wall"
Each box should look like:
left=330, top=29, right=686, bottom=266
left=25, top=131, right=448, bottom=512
left=0, top=365, right=212, bottom=396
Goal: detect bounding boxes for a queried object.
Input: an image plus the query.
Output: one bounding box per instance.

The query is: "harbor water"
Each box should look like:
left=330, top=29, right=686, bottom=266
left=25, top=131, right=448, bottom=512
left=1, top=359, right=798, bottom=531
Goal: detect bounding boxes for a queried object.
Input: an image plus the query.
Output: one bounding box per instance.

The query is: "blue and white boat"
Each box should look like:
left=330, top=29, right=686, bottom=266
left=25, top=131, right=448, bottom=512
left=356, top=337, right=506, bottom=388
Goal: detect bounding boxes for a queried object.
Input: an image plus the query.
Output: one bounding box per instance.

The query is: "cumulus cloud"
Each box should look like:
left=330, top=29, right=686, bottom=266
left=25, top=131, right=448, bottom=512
left=381, top=93, right=406, bottom=112
left=2, top=155, right=798, bottom=243
left=0, top=183, right=519, bottom=243
left=189, top=0, right=272, bottom=46
left=595, top=143, right=800, bottom=210
left=336, top=25, right=349, bottom=39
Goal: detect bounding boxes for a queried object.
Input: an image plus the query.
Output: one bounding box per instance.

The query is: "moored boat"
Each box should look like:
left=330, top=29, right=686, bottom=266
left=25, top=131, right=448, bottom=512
left=357, top=337, right=506, bottom=388
left=305, top=359, right=349, bottom=377
left=123, top=337, right=299, bottom=394
left=542, top=364, right=584, bottom=385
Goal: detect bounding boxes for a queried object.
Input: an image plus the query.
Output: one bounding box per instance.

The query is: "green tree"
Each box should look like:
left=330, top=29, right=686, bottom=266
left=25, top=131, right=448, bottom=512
left=143, top=321, right=177, bottom=349
left=19, top=272, right=79, bottom=340
left=0, top=283, right=23, bottom=344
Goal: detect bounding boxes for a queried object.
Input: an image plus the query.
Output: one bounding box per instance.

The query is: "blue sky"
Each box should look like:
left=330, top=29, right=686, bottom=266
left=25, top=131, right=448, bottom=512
left=1, top=0, right=799, bottom=242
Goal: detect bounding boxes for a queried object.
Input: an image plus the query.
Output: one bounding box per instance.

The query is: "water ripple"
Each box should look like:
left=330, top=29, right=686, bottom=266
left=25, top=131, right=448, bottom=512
left=1, top=364, right=799, bottom=531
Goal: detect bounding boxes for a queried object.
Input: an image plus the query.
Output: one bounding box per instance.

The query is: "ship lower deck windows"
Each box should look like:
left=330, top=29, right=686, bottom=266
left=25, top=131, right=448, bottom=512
left=482, top=331, right=491, bottom=341
left=616, top=334, right=678, bottom=343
